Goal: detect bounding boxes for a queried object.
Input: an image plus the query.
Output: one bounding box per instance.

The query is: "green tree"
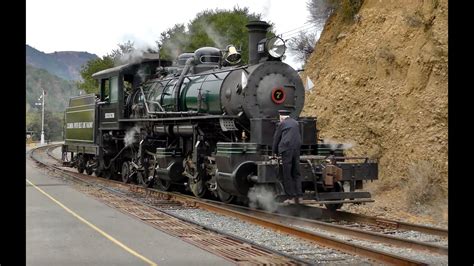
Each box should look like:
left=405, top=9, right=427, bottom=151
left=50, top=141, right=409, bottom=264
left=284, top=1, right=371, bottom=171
left=110, top=40, right=135, bottom=61
left=77, top=55, right=114, bottom=94
left=44, top=111, right=64, bottom=141
left=77, top=41, right=138, bottom=94
left=158, top=24, right=188, bottom=60
left=26, top=110, right=64, bottom=141
left=158, top=7, right=268, bottom=64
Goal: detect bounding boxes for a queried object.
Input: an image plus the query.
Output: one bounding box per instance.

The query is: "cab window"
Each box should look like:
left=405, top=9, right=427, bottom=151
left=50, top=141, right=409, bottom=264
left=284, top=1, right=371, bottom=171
left=101, top=79, right=110, bottom=101
left=100, top=76, right=119, bottom=103
left=123, top=74, right=134, bottom=98
left=109, top=76, right=119, bottom=103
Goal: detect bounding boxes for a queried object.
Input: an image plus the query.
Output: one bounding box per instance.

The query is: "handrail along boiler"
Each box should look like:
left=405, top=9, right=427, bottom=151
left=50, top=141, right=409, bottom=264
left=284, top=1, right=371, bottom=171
left=62, top=20, right=378, bottom=210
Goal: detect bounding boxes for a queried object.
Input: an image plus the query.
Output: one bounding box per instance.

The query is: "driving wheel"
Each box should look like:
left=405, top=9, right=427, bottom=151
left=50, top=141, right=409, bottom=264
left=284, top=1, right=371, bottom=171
left=216, top=184, right=234, bottom=203
left=121, top=161, right=133, bottom=183
left=77, top=155, right=85, bottom=174
left=137, top=171, right=154, bottom=188
left=188, top=174, right=208, bottom=198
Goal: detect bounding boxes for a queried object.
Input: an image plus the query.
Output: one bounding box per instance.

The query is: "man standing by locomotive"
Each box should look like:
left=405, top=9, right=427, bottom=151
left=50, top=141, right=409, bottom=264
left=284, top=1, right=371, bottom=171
left=272, top=110, right=303, bottom=204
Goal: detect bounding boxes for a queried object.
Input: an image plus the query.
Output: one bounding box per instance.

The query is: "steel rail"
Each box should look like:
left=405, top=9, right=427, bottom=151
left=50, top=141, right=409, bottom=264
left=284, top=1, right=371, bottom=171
left=45, top=144, right=63, bottom=163
left=182, top=196, right=427, bottom=265
left=122, top=189, right=430, bottom=265
left=206, top=202, right=448, bottom=255
left=317, top=208, right=448, bottom=238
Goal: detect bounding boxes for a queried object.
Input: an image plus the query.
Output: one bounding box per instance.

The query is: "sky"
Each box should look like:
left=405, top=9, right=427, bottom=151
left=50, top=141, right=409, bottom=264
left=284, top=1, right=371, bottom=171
left=26, top=0, right=319, bottom=70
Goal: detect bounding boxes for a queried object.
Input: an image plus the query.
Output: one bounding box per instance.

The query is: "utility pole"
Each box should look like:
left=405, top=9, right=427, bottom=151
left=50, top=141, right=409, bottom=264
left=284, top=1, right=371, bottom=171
left=42, top=89, right=45, bottom=144
left=35, top=89, right=46, bottom=145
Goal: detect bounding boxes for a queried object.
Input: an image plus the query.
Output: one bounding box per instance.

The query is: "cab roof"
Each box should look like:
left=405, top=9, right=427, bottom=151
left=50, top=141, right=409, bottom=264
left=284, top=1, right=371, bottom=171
left=91, top=53, right=172, bottom=80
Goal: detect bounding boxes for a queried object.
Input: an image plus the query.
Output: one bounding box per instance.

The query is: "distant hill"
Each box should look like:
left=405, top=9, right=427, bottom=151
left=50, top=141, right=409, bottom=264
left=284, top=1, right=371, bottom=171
left=26, top=45, right=98, bottom=81
left=26, top=64, right=80, bottom=113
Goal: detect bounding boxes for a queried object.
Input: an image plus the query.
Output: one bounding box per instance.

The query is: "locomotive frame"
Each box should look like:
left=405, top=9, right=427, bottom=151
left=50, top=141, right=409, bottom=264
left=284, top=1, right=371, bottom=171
left=62, top=20, right=378, bottom=210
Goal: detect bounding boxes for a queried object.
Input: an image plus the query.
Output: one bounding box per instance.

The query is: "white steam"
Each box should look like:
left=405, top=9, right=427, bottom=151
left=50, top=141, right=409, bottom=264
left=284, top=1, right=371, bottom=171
left=202, top=25, right=225, bottom=48
left=114, top=39, right=158, bottom=66
left=163, top=34, right=189, bottom=61
left=323, top=138, right=356, bottom=151
left=116, top=49, right=145, bottom=65
left=247, top=186, right=278, bottom=212
left=124, top=126, right=140, bottom=147
left=136, top=66, right=148, bottom=84
left=260, top=0, right=272, bottom=21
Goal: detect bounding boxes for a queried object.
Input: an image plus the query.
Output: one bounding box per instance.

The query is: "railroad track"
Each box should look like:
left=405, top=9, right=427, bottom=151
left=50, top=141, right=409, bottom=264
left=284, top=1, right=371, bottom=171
left=315, top=207, right=448, bottom=238
left=30, top=145, right=309, bottom=265
left=30, top=144, right=448, bottom=265
left=45, top=144, right=62, bottom=162
left=199, top=201, right=448, bottom=254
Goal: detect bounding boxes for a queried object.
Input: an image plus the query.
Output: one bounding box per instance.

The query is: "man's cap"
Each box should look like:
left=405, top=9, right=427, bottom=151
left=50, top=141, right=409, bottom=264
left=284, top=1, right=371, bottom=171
left=278, top=110, right=291, bottom=115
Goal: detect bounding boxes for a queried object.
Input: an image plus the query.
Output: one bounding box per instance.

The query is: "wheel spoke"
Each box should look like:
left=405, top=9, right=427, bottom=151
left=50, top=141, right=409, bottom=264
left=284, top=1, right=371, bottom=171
left=217, top=184, right=234, bottom=203
left=189, top=176, right=208, bottom=198
left=121, top=161, right=130, bottom=183
left=77, top=155, right=85, bottom=174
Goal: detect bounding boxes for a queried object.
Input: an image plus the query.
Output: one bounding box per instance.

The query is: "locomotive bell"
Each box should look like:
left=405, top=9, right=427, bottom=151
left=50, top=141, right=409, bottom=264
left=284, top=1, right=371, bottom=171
left=225, top=45, right=241, bottom=65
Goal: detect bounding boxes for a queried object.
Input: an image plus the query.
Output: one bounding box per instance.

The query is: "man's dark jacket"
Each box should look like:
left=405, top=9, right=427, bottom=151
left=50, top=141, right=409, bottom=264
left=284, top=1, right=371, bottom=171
left=272, top=117, right=302, bottom=154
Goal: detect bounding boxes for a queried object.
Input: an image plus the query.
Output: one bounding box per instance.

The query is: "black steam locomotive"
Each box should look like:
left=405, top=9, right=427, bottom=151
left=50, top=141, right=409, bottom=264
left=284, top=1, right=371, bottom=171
left=62, top=20, right=378, bottom=210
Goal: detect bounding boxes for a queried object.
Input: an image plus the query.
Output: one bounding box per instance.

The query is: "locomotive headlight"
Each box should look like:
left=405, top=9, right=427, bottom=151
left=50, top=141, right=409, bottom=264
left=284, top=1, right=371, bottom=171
left=266, top=36, right=286, bottom=58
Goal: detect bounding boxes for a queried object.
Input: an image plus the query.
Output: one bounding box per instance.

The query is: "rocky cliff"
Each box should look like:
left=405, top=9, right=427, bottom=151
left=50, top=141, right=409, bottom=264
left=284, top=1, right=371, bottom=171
left=302, top=0, right=448, bottom=224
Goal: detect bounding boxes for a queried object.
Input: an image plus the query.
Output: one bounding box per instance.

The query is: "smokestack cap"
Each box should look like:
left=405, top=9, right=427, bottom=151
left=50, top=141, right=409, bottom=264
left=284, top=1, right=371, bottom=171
left=246, top=20, right=271, bottom=32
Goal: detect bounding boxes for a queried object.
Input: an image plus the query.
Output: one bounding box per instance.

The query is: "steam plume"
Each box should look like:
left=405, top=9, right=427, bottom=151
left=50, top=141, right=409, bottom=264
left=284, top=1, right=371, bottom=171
left=247, top=186, right=278, bottom=212
left=116, top=49, right=145, bottom=65
left=124, top=126, right=140, bottom=146
left=202, top=24, right=225, bottom=48
left=322, top=138, right=356, bottom=151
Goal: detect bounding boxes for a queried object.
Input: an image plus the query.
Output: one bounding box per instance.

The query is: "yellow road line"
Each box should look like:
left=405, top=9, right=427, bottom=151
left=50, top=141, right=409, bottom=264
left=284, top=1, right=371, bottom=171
left=26, top=178, right=157, bottom=266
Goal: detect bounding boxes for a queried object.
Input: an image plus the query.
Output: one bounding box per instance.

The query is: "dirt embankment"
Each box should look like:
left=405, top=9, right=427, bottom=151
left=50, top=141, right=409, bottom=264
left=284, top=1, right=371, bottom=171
left=302, top=0, right=448, bottom=225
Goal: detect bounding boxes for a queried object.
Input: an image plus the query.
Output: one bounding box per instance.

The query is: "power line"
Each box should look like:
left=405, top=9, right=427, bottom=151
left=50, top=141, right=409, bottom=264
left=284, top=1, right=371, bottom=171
left=282, top=24, right=319, bottom=37
left=278, top=22, right=314, bottom=36
left=282, top=25, right=319, bottom=39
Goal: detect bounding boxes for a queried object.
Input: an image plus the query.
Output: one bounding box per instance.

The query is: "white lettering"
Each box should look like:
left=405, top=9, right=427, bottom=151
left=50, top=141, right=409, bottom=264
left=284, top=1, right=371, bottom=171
left=105, top=113, right=115, bottom=119
left=66, top=122, right=93, bottom=129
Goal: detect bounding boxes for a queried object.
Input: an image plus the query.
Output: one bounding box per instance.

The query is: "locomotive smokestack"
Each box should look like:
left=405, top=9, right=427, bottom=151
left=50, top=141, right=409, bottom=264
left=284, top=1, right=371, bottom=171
left=246, top=20, right=270, bottom=65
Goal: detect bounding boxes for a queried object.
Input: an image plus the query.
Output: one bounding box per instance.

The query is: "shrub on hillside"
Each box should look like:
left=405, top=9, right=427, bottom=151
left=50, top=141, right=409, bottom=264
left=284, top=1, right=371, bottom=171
left=405, top=160, right=445, bottom=209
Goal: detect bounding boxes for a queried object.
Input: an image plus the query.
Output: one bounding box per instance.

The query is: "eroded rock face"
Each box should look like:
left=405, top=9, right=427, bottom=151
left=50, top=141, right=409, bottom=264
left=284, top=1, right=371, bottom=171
left=302, top=0, right=447, bottom=223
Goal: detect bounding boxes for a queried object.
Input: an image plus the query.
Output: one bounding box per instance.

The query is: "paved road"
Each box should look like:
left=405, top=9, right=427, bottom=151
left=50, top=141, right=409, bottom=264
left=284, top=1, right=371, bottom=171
left=26, top=156, right=233, bottom=266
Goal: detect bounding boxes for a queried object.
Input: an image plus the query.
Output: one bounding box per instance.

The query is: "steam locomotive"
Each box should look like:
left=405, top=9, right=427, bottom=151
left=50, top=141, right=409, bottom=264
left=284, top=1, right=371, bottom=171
left=62, top=20, right=378, bottom=210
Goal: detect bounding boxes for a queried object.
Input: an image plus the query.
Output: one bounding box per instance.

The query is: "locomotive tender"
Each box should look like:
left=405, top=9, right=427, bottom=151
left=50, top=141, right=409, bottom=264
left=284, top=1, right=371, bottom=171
left=62, top=20, right=378, bottom=210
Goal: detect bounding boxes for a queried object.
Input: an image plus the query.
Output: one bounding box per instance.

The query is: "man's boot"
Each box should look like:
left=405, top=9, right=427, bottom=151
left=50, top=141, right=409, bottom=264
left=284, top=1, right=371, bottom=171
left=296, top=197, right=303, bottom=204
left=283, top=198, right=295, bottom=205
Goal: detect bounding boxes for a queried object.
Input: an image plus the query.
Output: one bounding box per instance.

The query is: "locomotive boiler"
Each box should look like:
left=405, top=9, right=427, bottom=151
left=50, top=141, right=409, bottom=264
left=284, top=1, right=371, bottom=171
left=62, top=20, right=378, bottom=210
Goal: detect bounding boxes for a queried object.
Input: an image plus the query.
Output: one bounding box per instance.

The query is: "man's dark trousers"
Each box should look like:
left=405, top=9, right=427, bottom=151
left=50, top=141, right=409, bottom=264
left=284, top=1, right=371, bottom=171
left=281, top=148, right=302, bottom=197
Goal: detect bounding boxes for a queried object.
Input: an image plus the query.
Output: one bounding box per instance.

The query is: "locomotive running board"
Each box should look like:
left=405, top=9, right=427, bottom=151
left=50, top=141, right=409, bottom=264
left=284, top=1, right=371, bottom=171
left=119, top=115, right=239, bottom=122
left=299, top=199, right=375, bottom=205
left=310, top=191, right=372, bottom=200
